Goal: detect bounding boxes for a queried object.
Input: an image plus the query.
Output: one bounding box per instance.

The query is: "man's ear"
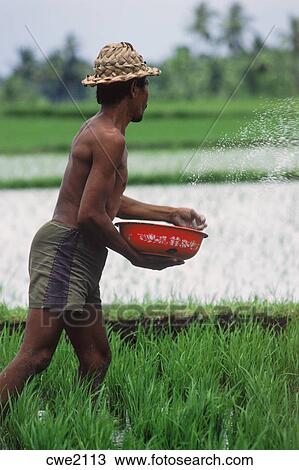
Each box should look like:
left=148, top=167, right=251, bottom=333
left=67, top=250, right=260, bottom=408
left=130, top=78, right=138, bottom=98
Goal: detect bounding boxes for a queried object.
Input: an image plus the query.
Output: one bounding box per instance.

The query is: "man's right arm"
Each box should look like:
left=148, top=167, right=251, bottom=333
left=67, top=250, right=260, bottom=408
left=77, top=130, right=183, bottom=270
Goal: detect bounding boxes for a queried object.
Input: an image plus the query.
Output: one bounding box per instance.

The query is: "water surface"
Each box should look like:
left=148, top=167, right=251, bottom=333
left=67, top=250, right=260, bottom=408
left=1, top=182, right=298, bottom=307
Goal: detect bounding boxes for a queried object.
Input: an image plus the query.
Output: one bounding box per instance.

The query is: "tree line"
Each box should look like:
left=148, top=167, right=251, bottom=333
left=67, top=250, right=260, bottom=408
left=1, top=2, right=299, bottom=103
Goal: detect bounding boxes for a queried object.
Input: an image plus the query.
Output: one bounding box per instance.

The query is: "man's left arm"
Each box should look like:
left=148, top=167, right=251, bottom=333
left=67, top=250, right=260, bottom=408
left=117, top=195, right=207, bottom=230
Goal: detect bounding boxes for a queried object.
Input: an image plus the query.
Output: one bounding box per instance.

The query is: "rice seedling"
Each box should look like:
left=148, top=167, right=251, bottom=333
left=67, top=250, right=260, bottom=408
left=0, top=313, right=298, bottom=450
left=1, top=98, right=297, bottom=154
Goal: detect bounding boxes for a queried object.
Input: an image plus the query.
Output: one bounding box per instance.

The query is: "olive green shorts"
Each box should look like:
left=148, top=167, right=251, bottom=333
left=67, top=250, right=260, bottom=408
left=28, top=220, right=108, bottom=312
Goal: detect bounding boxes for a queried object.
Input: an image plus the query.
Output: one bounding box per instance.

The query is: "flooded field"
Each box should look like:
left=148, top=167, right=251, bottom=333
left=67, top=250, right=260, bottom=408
left=1, top=181, right=298, bottom=307
left=1, top=146, right=299, bottom=182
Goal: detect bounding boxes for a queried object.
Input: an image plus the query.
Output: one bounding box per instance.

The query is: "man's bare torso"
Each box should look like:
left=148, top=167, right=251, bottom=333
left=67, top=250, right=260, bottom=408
left=52, top=114, right=128, bottom=229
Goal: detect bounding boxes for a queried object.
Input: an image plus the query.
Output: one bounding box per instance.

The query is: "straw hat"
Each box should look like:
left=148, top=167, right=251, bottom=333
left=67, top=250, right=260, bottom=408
left=81, top=42, right=161, bottom=87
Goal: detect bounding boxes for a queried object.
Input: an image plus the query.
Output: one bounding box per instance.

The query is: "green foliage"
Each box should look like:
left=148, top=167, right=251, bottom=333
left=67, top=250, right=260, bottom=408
left=190, top=2, right=217, bottom=42
left=0, top=34, right=89, bottom=103
left=0, top=97, right=289, bottom=154
left=1, top=169, right=298, bottom=189
left=1, top=10, right=299, bottom=103
left=1, top=301, right=298, bottom=323
left=288, top=17, right=299, bottom=92
left=0, top=309, right=298, bottom=449
left=220, top=2, right=251, bottom=54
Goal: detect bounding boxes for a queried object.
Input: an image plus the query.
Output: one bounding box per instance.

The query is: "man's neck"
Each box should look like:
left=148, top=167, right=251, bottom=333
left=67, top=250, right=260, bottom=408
left=99, top=102, right=131, bottom=135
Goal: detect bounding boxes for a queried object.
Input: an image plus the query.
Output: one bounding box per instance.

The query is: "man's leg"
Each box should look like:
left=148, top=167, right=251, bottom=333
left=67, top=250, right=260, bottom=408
left=0, top=308, right=64, bottom=405
left=64, top=304, right=112, bottom=393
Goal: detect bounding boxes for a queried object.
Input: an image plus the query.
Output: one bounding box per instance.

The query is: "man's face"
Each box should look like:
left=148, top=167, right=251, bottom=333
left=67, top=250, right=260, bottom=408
left=131, top=78, right=149, bottom=122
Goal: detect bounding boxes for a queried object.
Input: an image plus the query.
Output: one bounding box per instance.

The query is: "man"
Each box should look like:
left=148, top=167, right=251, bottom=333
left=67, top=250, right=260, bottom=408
left=0, top=42, right=207, bottom=405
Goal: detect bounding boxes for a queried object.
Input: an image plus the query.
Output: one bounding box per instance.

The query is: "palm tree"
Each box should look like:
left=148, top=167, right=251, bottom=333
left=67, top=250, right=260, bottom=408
left=289, top=17, right=299, bottom=56
left=220, top=2, right=250, bottom=55
left=190, top=2, right=217, bottom=45
left=63, top=34, right=79, bottom=62
left=288, top=16, right=299, bottom=90
left=15, top=48, right=37, bottom=81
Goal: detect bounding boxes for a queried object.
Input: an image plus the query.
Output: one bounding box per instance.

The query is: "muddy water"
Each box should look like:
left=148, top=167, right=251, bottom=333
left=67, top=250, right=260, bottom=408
left=0, top=182, right=298, bottom=308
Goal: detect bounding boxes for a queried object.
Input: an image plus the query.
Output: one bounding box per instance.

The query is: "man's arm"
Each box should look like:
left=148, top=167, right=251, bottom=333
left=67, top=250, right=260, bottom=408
left=117, top=195, right=174, bottom=223
left=77, top=131, right=137, bottom=262
left=77, top=131, right=184, bottom=270
left=117, top=195, right=207, bottom=230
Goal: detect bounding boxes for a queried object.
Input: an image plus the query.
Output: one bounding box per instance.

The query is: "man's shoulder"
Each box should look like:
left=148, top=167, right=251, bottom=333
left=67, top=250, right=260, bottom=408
left=102, top=126, right=125, bottom=147
left=90, top=124, right=126, bottom=159
left=76, top=116, right=125, bottom=143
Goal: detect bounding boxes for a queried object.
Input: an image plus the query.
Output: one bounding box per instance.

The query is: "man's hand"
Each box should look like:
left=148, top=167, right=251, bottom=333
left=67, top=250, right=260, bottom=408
left=169, top=207, right=207, bottom=231
left=130, top=253, right=185, bottom=270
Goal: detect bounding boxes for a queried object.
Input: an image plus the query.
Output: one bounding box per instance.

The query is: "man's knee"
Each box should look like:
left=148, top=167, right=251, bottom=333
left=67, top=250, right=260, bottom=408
left=28, top=349, right=53, bottom=374
left=80, top=348, right=112, bottom=374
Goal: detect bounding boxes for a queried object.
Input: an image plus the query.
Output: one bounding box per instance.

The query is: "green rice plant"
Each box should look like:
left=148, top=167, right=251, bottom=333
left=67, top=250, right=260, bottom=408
left=0, top=103, right=284, bottom=154
left=1, top=97, right=297, bottom=154
left=0, top=300, right=298, bottom=324
left=0, top=308, right=298, bottom=450
left=1, top=330, right=116, bottom=450
left=0, top=304, right=27, bottom=323
left=2, top=98, right=280, bottom=119
left=105, top=322, right=299, bottom=449
left=216, top=323, right=299, bottom=449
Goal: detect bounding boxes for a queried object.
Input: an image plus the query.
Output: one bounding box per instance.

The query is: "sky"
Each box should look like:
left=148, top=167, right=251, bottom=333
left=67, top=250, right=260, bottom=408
left=1, top=0, right=299, bottom=76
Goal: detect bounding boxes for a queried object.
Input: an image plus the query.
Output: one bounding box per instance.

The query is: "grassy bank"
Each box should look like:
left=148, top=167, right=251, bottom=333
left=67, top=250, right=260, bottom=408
left=1, top=300, right=298, bottom=323
left=1, top=169, right=299, bottom=189
left=0, top=301, right=298, bottom=450
left=0, top=98, right=295, bottom=154
left=1, top=98, right=277, bottom=119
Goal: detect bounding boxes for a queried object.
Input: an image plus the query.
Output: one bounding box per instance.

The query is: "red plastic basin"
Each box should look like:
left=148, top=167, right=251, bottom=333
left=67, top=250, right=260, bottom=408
left=115, top=221, right=208, bottom=260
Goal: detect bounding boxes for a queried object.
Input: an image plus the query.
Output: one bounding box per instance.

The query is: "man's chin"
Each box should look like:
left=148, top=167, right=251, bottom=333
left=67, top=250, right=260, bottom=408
left=131, top=114, right=143, bottom=123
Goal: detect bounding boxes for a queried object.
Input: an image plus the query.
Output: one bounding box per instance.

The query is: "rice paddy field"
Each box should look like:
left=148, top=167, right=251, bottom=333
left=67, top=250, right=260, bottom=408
left=0, top=303, right=298, bottom=450
left=1, top=179, right=298, bottom=450
left=1, top=97, right=299, bottom=450
left=1, top=145, right=299, bottom=189
left=1, top=181, right=298, bottom=307
left=1, top=96, right=299, bottom=187
left=0, top=97, right=298, bottom=155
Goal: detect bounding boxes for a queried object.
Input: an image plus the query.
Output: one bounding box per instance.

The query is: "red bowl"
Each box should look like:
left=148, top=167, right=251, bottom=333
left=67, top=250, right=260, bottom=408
left=115, top=221, right=208, bottom=260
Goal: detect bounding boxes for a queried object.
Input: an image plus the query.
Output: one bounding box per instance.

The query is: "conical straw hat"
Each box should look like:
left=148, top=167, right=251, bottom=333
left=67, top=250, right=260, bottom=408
left=81, top=42, right=161, bottom=86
